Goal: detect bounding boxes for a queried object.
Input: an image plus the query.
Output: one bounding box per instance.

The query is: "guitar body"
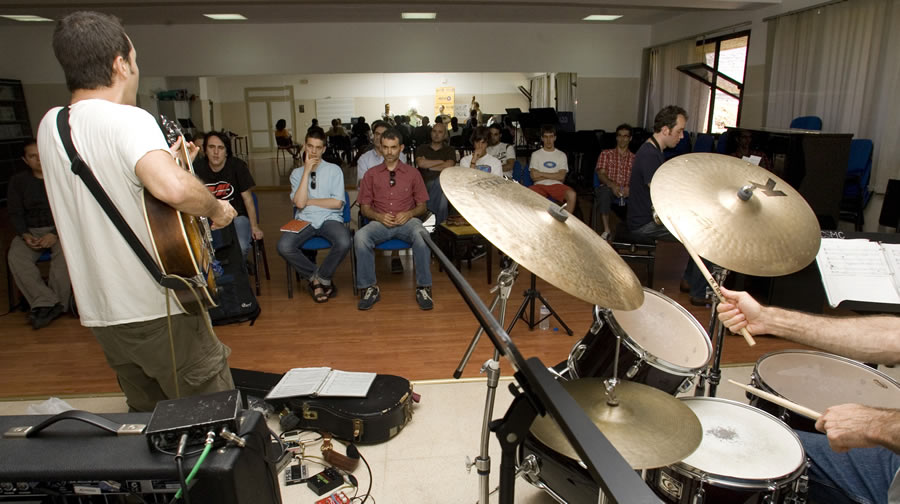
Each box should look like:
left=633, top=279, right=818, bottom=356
left=143, top=191, right=217, bottom=314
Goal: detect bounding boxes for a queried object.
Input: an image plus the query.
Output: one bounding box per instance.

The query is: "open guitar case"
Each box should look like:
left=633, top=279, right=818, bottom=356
left=208, top=223, right=260, bottom=325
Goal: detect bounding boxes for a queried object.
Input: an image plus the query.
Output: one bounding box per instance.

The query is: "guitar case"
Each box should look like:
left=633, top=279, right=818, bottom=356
left=208, top=223, right=260, bottom=325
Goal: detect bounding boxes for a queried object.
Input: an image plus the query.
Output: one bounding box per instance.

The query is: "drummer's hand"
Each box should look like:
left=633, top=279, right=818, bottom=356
left=717, top=286, right=766, bottom=335
left=816, top=404, right=889, bottom=452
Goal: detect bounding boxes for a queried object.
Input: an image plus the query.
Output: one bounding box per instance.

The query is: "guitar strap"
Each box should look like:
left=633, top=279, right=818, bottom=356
left=56, top=106, right=183, bottom=291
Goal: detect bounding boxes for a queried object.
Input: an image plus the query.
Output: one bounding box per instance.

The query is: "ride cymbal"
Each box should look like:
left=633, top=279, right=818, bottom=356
left=651, top=153, right=820, bottom=277
left=439, top=167, right=643, bottom=310
left=529, top=379, right=702, bottom=469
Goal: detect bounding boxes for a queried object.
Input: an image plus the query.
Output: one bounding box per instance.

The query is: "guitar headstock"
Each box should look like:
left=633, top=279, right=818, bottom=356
left=160, top=115, right=183, bottom=146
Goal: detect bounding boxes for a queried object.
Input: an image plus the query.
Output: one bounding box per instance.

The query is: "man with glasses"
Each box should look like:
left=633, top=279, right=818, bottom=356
left=277, top=129, right=350, bottom=303
left=355, top=129, right=432, bottom=311
left=594, top=123, right=635, bottom=240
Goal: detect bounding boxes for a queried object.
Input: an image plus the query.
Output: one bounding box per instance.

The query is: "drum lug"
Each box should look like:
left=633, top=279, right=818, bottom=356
left=677, top=376, right=695, bottom=394
left=626, top=359, right=643, bottom=379
left=762, top=483, right=777, bottom=504
left=691, top=478, right=706, bottom=504
left=516, top=453, right=540, bottom=483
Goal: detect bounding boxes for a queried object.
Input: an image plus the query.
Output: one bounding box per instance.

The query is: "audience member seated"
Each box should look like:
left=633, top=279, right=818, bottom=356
left=326, top=118, right=348, bottom=138
left=626, top=105, right=708, bottom=305
left=528, top=125, right=576, bottom=210
left=351, top=116, right=371, bottom=146
left=274, top=118, right=300, bottom=160
left=277, top=129, right=350, bottom=303
left=6, top=139, right=70, bottom=329
left=460, top=127, right=503, bottom=176
left=731, top=128, right=771, bottom=171
left=357, top=120, right=408, bottom=185
left=486, top=123, right=516, bottom=176
left=307, top=118, right=320, bottom=135
left=448, top=117, right=463, bottom=139
left=416, top=121, right=456, bottom=225
left=194, top=131, right=262, bottom=259
left=595, top=123, right=635, bottom=240
left=413, top=117, right=432, bottom=147
left=355, top=129, right=433, bottom=311
left=469, top=96, right=483, bottom=126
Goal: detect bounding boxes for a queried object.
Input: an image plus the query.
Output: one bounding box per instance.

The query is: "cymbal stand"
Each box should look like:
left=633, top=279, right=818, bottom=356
left=454, top=261, right=519, bottom=504
left=508, top=272, right=574, bottom=335
left=694, top=267, right=730, bottom=397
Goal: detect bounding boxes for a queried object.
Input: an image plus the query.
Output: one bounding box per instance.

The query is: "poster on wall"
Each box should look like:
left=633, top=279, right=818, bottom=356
left=453, top=103, right=470, bottom=120
left=435, top=86, right=454, bottom=119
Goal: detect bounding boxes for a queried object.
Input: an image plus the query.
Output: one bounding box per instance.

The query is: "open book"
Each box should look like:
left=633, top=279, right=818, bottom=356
left=816, top=238, right=900, bottom=307
left=280, top=219, right=311, bottom=233
left=265, top=367, right=376, bottom=399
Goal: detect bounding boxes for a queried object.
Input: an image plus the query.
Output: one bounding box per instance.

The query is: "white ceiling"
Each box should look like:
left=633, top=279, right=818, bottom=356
left=0, top=0, right=780, bottom=26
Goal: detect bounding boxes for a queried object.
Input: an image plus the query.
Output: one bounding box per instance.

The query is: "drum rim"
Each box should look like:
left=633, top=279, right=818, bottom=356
left=754, top=349, right=900, bottom=393
left=605, top=288, right=713, bottom=376
left=664, top=396, right=807, bottom=489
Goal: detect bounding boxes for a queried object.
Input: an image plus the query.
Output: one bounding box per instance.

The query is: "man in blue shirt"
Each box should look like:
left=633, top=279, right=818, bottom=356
left=277, top=129, right=351, bottom=303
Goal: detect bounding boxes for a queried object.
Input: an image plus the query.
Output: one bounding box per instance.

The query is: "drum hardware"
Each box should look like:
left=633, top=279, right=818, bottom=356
left=515, top=454, right=568, bottom=504
left=508, top=271, right=574, bottom=335
left=564, top=307, right=607, bottom=381
left=454, top=261, right=519, bottom=504
left=693, top=266, right=730, bottom=397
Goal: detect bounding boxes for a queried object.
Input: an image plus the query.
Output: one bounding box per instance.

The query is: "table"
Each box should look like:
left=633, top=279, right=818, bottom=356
left=435, top=223, right=493, bottom=284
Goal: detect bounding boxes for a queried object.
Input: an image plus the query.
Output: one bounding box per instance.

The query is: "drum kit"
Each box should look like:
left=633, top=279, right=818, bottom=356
left=435, top=153, right=896, bottom=504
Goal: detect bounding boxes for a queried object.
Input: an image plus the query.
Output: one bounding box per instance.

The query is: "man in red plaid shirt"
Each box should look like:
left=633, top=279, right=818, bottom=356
left=594, top=124, right=634, bottom=239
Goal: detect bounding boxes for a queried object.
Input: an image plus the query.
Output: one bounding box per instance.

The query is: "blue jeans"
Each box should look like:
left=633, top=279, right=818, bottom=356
left=632, top=220, right=708, bottom=298
left=425, top=176, right=448, bottom=225
left=277, top=220, right=351, bottom=284
left=212, top=215, right=252, bottom=259
left=354, top=218, right=431, bottom=289
left=798, top=431, right=900, bottom=504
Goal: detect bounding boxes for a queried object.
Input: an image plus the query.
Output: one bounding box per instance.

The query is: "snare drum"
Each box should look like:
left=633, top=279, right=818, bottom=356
left=647, top=397, right=808, bottom=504
left=565, top=288, right=712, bottom=395
left=751, top=350, right=900, bottom=431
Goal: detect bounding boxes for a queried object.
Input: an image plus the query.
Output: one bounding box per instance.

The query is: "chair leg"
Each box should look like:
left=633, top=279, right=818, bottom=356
left=259, top=238, right=271, bottom=280
left=286, top=259, right=293, bottom=299
left=251, top=240, right=261, bottom=296
left=350, top=243, right=358, bottom=296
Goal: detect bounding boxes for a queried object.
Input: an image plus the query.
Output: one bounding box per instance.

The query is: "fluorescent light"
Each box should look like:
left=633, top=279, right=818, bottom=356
left=1, top=15, right=54, bottom=22
left=583, top=14, right=622, bottom=21
left=401, top=12, right=436, bottom=20
left=203, top=13, right=248, bottom=20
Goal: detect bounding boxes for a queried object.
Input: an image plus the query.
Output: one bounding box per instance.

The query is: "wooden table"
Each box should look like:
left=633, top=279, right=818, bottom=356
left=435, top=223, right=493, bottom=284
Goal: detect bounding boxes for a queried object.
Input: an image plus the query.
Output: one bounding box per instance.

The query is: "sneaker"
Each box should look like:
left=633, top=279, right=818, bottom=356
left=357, top=286, right=381, bottom=310
left=416, top=286, right=434, bottom=311
left=600, top=231, right=610, bottom=241
left=32, top=303, right=65, bottom=330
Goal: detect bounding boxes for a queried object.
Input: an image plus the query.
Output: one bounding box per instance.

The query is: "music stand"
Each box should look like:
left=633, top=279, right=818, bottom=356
left=421, top=230, right=660, bottom=504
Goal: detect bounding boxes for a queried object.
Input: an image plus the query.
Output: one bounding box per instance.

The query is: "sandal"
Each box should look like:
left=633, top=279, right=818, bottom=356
left=322, top=282, right=338, bottom=298
left=307, top=281, right=329, bottom=303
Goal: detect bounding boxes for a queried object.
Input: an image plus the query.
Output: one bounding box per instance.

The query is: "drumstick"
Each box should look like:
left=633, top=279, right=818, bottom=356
left=666, top=218, right=756, bottom=346
left=727, top=379, right=822, bottom=420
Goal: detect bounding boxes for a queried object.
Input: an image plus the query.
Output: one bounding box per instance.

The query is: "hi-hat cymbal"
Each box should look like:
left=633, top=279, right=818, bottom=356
left=651, top=153, right=821, bottom=277
left=530, top=379, right=702, bottom=469
left=439, top=167, right=643, bottom=310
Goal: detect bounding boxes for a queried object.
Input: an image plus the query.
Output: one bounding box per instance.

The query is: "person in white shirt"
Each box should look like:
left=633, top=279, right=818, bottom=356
left=528, top=125, right=576, bottom=210
left=486, top=123, right=516, bottom=176
left=37, top=11, right=237, bottom=412
left=460, top=126, right=503, bottom=176
left=356, top=120, right=408, bottom=185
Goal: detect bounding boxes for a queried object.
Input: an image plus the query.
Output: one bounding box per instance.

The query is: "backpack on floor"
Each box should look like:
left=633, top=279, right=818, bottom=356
left=207, top=223, right=261, bottom=326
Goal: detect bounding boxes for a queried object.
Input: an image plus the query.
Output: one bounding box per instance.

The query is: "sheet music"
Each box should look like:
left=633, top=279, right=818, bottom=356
left=742, top=155, right=762, bottom=166
left=265, top=367, right=331, bottom=399
left=318, top=370, right=377, bottom=398
left=816, top=239, right=900, bottom=307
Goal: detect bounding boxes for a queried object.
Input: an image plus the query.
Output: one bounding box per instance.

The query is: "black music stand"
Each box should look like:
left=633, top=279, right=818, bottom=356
left=421, top=230, right=660, bottom=504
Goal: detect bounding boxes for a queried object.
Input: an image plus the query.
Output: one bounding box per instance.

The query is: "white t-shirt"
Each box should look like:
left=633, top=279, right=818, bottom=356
left=38, top=99, right=180, bottom=327
left=487, top=142, right=515, bottom=175
left=459, top=153, right=503, bottom=177
left=529, top=148, right=568, bottom=186
left=356, top=148, right=407, bottom=183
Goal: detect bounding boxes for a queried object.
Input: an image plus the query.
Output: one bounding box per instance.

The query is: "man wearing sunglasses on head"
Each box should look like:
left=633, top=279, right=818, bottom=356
left=278, top=129, right=350, bottom=303
left=356, top=129, right=432, bottom=311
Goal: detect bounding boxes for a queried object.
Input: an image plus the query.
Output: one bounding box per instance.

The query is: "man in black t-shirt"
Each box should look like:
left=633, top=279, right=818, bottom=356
left=414, top=121, right=456, bottom=225
left=193, top=131, right=260, bottom=258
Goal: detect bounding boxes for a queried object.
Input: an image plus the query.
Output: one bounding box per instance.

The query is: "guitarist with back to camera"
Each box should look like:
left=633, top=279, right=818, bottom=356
left=37, top=11, right=237, bottom=412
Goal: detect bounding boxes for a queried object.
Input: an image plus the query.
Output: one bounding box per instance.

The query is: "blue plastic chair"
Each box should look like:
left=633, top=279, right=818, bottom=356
left=512, top=160, right=533, bottom=186
left=286, top=191, right=352, bottom=298
left=790, top=116, right=823, bottom=131
left=840, top=139, right=874, bottom=231
left=693, top=134, right=715, bottom=153
left=716, top=130, right=730, bottom=154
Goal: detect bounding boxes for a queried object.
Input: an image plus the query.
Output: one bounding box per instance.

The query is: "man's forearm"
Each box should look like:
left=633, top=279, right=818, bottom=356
left=410, top=202, right=427, bottom=217
left=763, top=307, right=900, bottom=364
left=871, top=409, right=900, bottom=453
left=597, top=170, right=615, bottom=187
left=307, top=198, right=343, bottom=209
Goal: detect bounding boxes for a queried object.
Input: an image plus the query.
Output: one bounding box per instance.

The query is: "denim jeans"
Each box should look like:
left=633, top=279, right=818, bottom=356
left=277, top=220, right=351, bottom=284
left=632, top=220, right=709, bottom=298
left=425, top=177, right=449, bottom=225
left=212, top=215, right=251, bottom=259
left=798, top=431, right=900, bottom=504
left=354, top=218, right=431, bottom=289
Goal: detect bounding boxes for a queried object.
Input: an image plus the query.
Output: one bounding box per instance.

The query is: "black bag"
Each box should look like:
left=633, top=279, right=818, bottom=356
left=208, top=224, right=260, bottom=325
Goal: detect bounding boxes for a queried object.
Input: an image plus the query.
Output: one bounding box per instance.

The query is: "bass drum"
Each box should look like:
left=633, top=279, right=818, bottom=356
left=518, top=434, right=611, bottom=504
left=646, top=397, right=808, bottom=504
left=750, top=350, right=900, bottom=432
left=565, top=288, right=711, bottom=395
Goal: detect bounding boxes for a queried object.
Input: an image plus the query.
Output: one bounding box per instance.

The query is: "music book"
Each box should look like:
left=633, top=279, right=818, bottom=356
left=280, top=219, right=310, bottom=233
left=265, top=367, right=376, bottom=399
left=816, top=238, right=900, bottom=307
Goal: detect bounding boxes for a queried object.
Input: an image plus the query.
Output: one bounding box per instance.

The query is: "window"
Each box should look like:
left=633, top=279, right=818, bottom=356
left=678, top=32, right=750, bottom=133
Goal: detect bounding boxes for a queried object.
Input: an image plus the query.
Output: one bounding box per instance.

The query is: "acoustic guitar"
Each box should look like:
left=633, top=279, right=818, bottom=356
left=141, top=116, right=218, bottom=314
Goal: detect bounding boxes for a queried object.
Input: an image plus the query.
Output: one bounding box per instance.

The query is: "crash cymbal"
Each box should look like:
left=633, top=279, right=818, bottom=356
left=439, top=167, right=643, bottom=310
left=651, top=153, right=820, bottom=277
left=530, top=379, right=702, bottom=469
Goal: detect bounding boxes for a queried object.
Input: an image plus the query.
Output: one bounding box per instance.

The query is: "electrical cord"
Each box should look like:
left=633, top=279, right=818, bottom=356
left=173, top=433, right=192, bottom=504
left=357, top=447, right=372, bottom=504
left=173, top=431, right=215, bottom=502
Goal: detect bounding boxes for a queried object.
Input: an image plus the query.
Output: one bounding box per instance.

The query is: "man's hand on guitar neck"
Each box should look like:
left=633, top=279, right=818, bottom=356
left=168, top=136, right=200, bottom=164
left=210, top=200, right=237, bottom=230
